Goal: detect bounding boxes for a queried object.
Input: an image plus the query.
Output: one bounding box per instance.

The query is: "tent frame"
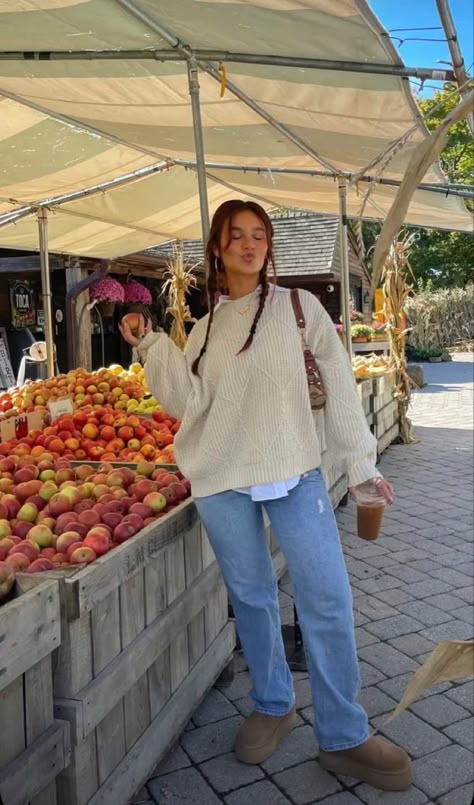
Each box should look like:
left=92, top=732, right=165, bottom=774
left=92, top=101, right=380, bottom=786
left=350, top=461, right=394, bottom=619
left=1, top=0, right=471, bottom=374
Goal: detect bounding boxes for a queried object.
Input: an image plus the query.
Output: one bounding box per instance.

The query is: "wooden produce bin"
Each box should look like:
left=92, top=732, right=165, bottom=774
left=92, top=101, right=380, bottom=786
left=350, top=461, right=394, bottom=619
left=372, top=370, right=399, bottom=454
left=18, top=500, right=234, bottom=805
left=0, top=580, right=71, bottom=805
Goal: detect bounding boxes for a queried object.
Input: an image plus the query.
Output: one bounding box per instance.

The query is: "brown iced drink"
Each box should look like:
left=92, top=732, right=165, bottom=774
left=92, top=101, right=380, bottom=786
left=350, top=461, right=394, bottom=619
left=357, top=502, right=385, bottom=540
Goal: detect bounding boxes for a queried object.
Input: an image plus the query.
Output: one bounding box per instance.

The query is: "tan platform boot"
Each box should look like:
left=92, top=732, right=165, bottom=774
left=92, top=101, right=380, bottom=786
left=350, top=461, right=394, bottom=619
left=235, top=705, right=298, bottom=764
left=319, top=735, right=412, bottom=791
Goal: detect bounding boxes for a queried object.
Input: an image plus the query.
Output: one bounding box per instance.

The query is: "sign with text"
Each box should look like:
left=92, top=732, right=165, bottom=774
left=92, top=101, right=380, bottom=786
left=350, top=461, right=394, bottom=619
left=9, top=279, right=35, bottom=328
left=47, top=397, right=74, bottom=420
left=0, top=410, right=45, bottom=443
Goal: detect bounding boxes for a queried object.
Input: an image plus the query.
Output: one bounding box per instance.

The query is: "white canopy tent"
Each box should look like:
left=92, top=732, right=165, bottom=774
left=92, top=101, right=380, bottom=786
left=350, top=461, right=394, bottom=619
left=0, top=0, right=471, bottom=372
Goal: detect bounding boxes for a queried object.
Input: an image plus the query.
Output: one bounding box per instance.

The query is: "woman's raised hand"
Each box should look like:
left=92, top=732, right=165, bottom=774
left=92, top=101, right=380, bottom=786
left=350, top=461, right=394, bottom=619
left=118, top=313, right=152, bottom=347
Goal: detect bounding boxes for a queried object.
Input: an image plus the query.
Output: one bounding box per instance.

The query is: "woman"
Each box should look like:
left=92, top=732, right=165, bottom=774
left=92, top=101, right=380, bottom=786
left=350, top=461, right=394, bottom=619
left=119, top=200, right=411, bottom=793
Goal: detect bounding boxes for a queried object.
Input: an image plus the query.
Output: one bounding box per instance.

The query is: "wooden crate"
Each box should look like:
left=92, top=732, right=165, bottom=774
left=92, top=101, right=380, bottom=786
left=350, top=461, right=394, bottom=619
left=0, top=580, right=71, bottom=805
left=372, top=369, right=397, bottom=413
left=356, top=378, right=374, bottom=420
left=18, top=500, right=234, bottom=805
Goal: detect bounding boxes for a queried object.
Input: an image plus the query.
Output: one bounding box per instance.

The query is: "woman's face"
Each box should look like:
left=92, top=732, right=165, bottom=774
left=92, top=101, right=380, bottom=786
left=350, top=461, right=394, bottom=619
left=217, top=210, right=268, bottom=283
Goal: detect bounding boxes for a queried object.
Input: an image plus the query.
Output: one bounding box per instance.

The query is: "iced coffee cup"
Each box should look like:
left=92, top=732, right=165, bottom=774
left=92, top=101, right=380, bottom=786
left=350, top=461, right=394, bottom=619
left=353, top=480, right=386, bottom=541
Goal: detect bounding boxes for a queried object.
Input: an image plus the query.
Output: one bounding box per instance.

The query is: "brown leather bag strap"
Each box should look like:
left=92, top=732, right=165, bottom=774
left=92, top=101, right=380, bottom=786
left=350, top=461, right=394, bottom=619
left=290, top=288, right=306, bottom=333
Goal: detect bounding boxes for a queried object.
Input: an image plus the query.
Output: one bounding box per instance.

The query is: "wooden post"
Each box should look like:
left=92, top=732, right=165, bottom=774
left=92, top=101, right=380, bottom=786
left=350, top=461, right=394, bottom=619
left=65, top=260, right=92, bottom=371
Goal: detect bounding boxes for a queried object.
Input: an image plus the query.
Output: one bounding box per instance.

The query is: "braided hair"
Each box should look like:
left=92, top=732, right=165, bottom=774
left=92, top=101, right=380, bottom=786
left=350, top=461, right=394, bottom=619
left=192, top=201, right=276, bottom=376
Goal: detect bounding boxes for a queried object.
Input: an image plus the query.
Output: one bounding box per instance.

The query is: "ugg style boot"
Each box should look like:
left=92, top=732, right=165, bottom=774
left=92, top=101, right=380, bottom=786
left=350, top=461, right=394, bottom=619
left=319, top=735, right=412, bottom=791
left=236, top=706, right=298, bottom=764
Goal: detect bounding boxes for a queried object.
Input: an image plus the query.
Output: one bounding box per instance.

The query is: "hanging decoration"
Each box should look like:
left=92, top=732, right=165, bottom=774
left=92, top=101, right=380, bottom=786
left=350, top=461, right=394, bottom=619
left=123, top=279, right=152, bottom=305
left=89, top=276, right=125, bottom=317
left=161, top=243, right=198, bottom=350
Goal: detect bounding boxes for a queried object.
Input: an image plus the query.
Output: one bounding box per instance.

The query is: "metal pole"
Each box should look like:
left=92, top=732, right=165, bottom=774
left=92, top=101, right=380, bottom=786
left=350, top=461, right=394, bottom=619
left=435, top=0, right=474, bottom=136
left=37, top=209, right=55, bottom=377
left=187, top=58, right=210, bottom=244
left=338, top=178, right=352, bottom=359
left=0, top=49, right=457, bottom=82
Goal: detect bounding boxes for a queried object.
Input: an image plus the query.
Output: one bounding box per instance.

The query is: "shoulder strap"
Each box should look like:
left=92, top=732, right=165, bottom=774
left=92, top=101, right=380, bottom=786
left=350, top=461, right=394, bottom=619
left=290, top=288, right=306, bottom=330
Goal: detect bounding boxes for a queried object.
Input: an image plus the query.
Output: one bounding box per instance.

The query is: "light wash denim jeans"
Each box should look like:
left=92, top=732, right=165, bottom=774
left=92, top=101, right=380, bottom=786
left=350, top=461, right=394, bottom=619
left=194, top=467, right=369, bottom=751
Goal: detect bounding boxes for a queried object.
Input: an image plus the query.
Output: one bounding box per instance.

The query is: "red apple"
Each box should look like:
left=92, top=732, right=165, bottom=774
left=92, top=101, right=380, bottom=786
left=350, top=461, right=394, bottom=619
left=143, top=491, right=167, bottom=513
left=9, top=541, right=40, bottom=562
left=69, top=545, right=96, bottom=564
left=55, top=532, right=83, bottom=554
left=5, top=552, right=30, bottom=571
left=113, top=521, right=137, bottom=544
left=11, top=520, right=33, bottom=539
left=27, top=524, right=54, bottom=548
left=83, top=532, right=110, bottom=556
left=27, top=558, right=55, bottom=573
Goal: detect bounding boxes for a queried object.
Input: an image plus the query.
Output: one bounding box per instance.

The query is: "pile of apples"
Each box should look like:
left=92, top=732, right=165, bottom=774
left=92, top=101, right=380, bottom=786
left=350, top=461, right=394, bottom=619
left=0, top=362, right=161, bottom=421
left=0, top=406, right=178, bottom=465
left=0, top=455, right=191, bottom=574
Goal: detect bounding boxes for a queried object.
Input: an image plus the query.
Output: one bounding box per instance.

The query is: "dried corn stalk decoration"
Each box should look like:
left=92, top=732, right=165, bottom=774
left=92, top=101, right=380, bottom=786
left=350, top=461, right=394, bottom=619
left=161, top=242, right=198, bottom=350
left=405, top=285, right=474, bottom=350
left=381, top=231, right=419, bottom=444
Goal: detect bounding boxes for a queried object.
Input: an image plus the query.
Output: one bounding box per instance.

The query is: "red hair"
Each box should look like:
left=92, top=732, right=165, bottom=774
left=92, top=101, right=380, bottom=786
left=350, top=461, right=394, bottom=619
left=192, top=200, right=276, bottom=376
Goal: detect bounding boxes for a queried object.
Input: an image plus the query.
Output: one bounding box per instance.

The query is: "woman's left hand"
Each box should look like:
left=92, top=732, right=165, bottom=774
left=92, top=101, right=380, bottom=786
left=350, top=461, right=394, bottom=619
left=349, top=476, right=394, bottom=505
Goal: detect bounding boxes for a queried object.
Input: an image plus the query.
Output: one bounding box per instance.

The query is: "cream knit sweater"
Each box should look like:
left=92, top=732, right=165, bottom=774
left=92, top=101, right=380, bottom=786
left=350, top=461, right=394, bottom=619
left=139, top=286, right=380, bottom=498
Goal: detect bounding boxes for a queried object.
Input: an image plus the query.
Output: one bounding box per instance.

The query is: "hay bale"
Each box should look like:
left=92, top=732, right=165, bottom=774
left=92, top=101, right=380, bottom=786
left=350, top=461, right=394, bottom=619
left=407, top=364, right=425, bottom=387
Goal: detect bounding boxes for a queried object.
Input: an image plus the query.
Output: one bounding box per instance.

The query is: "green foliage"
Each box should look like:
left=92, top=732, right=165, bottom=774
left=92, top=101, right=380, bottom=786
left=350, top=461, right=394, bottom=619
left=360, top=84, right=473, bottom=290
left=406, top=345, right=443, bottom=361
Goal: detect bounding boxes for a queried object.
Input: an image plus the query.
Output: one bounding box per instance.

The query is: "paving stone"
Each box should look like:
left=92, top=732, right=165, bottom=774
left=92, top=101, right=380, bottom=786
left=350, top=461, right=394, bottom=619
left=364, top=615, right=425, bottom=641
left=274, top=759, right=341, bottom=804
left=131, top=786, right=151, bottom=804
left=456, top=586, right=474, bottom=604
left=388, top=548, right=430, bottom=564
left=396, top=600, right=452, bottom=627
left=438, top=783, right=474, bottom=805
left=181, top=715, right=244, bottom=763
left=372, top=711, right=451, bottom=758
left=262, top=725, right=318, bottom=773
left=233, top=651, right=248, bottom=673
left=148, top=767, right=222, bottom=804
left=409, top=559, right=445, bottom=573
left=411, top=744, right=474, bottom=799
left=372, top=588, right=414, bottom=606
left=358, top=643, right=418, bottom=677
left=198, top=751, right=264, bottom=793
left=294, top=677, right=314, bottom=709
left=193, top=688, right=239, bottom=726
left=410, top=694, right=470, bottom=728
left=358, top=660, right=387, bottom=688
left=310, top=794, right=363, bottom=805
left=217, top=672, right=252, bottom=702
left=402, top=579, right=454, bottom=599
left=443, top=718, right=474, bottom=750
left=344, top=560, right=381, bottom=580
left=420, top=620, right=473, bottom=643
left=354, top=782, right=428, bottom=804
left=300, top=705, right=314, bottom=726
left=151, top=745, right=191, bottom=777
left=354, top=576, right=405, bottom=595
left=360, top=554, right=401, bottom=570
left=445, top=681, right=474, bottom=713
left=388, top=633, right=436, bottom=658
left=432, top=550, right=473, bottom=568
left=429, top=568, right=472, bottom=588
left=352, top=609, right=370, bottom=627
left=423, top=593, right=467, bottom=612
left=356, top=686, right=397, bottom=718
left=450, top=605, right=474, bottom=625
left=385, top=565, right=430, bottom=584
left=355, top=627, right=379, bottom=649
left=353, top=596, right=399, bottom=622
left=225, top=779, right=292, bottom=804
left=346, top=544, right=389, bottom=560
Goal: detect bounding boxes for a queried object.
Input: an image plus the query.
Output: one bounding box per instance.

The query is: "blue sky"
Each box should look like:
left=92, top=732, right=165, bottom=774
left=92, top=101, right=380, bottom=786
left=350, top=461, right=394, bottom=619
left=369, top=0, right=473, bottom=96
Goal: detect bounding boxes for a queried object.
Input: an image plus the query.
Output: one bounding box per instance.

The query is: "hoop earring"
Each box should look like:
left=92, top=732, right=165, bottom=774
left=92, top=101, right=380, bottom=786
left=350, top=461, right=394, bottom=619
left=214, top=256, right=223, bottom=274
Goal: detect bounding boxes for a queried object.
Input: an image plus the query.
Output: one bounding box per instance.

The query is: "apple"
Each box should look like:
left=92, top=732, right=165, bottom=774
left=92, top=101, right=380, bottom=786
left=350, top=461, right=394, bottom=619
left=168, top=482, right=188, bottom=501
left=38, top=481, right=59, bottom=502
left=60, top=486, right=82, bottom=507
left=17, top=502, right=38, bottom=523
left=143, top=491, right=167, bottom=513
left=41, top=547, right=57, bottom=560
left=39, top=469, right=56, bottom=482
left=69, top=545, right=96, bottom=564
left=113, top=521, right=137, bottom=544
left=27, top=558, right=55, bottom=573
left=66, top=541, right=85, bottom=561
left=74, top=499, right=95, bottom=514
left=5, top=552, right=30, bottom=571
left=27, top=524, right=54, bottom=548
left=55, top=532, right=83, bottom=554
left=122, top=513, right=144, bottom=531
left=77, top=510, right=101, bottom=529
left=52, top=552, right=67, bottom=565
left=13, top=465, right=38, bottom=484
left=49, top=493, right=73, bottom=516
left=83, top=531, right=110, bottom=556
left=120, top=312, right=140, bottom=335
left=0, top=519, right=12, bottom=539
left=74, top=464, right=95, bottom=481
left=14, top=480, right=43, bottom=502
left=9, top=541, right=39, bottom=562
left=129, top=502, right=153, bottom=519
left=101, top=512, right=122, bottom=530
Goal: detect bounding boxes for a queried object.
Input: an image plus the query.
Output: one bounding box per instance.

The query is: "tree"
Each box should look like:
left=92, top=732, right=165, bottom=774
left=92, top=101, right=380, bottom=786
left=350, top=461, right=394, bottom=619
left=361, top=84, right=473, bottom=289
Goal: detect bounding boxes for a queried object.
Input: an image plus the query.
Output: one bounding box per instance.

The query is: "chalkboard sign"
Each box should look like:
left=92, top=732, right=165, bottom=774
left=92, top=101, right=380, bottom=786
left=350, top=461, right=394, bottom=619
left=0, top=336, right=15, bottom=389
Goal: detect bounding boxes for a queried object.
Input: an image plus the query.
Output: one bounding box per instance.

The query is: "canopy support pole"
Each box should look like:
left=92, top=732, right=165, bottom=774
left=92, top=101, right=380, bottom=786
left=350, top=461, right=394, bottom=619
left=338, top=178, right=352, bottom=359
left=187, top=58, right=210, bottom=246
left=37, top=209, right=55, bottom=377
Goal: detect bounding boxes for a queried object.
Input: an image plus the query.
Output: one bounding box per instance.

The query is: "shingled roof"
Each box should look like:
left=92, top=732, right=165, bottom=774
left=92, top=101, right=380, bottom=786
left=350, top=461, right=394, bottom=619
left=146, top=212, right=367, bottom=280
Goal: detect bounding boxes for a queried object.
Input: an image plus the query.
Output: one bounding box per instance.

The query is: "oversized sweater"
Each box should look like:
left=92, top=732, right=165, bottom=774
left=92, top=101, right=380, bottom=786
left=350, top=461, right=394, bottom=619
left=139, top=286, right=380, bottom=498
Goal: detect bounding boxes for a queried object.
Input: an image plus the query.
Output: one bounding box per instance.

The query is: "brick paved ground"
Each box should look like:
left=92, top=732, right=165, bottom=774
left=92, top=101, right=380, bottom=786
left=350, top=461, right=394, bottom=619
left=136, top=355, right=473, bottom=805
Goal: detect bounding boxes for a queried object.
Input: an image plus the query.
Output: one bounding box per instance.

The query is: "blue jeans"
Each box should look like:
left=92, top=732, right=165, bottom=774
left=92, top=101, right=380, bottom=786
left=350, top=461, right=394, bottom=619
left=194, top=468, right=369, bottom=751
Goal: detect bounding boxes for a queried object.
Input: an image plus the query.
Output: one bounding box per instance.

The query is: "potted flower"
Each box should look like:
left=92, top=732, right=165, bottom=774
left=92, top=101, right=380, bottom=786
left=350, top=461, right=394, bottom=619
left=351, top=324, right=374, bottom=343
left=334, top=323, right=344, bottom=342
left=89, top=276, right=125, bottom=318
left=123, top=279, right=152, bottom=305
left=371, top=321, right=388, bottom=341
